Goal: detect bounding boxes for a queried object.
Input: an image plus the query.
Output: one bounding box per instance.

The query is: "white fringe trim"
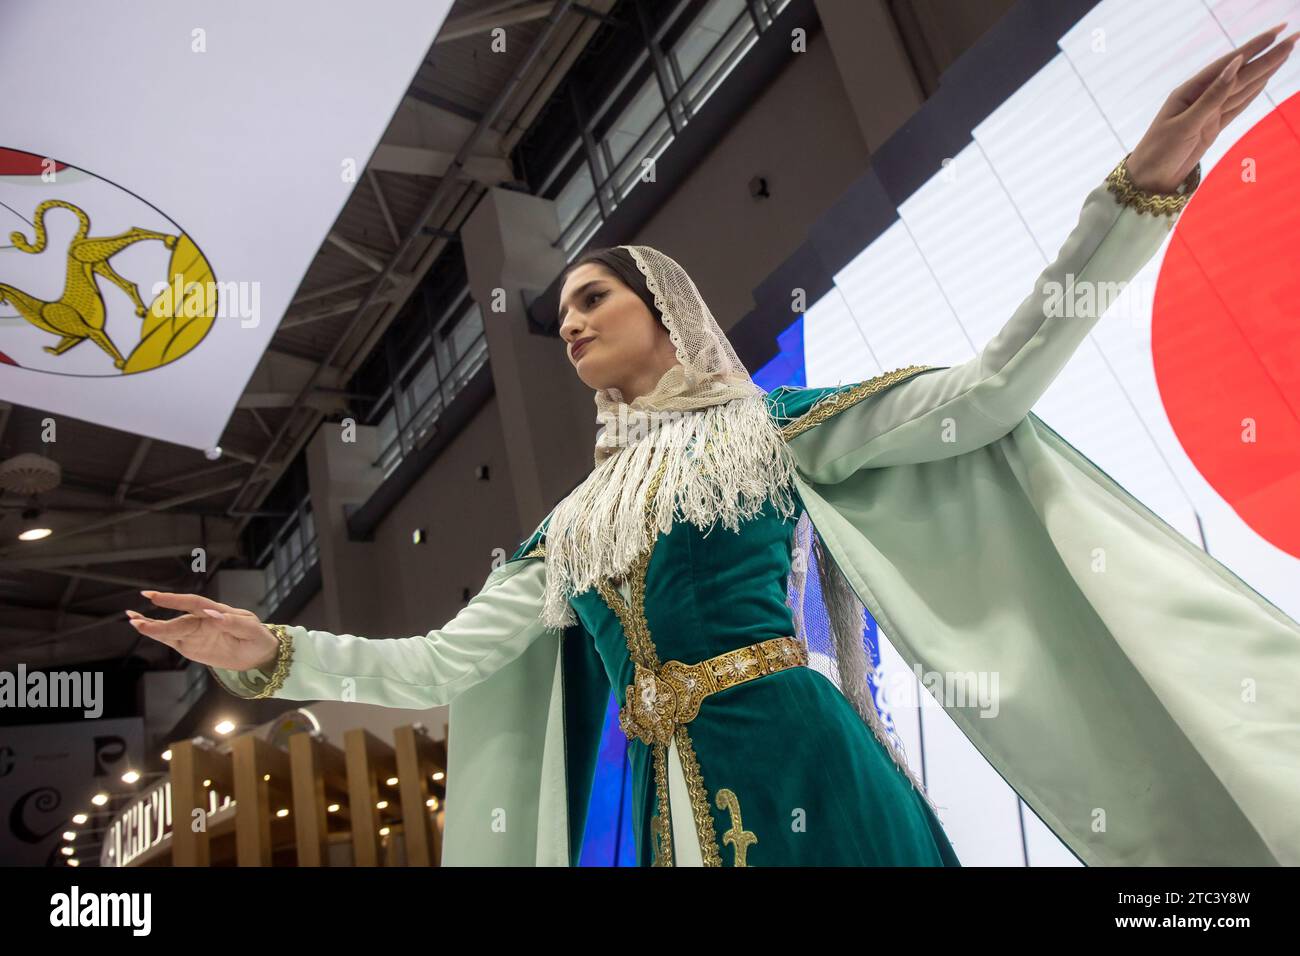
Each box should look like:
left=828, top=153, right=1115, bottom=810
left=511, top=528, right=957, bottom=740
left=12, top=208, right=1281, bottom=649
left=540, top=394, right=797, bottom=631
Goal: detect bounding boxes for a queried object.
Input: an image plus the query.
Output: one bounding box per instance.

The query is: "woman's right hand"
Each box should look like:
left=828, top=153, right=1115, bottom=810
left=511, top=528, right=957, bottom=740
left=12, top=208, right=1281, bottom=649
left=127, top=590, right=280, bottom=672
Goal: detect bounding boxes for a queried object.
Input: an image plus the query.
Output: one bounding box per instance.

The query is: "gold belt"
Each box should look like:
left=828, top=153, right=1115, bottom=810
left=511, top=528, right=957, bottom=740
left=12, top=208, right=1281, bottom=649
left=618, top=636, right=808, bottom=746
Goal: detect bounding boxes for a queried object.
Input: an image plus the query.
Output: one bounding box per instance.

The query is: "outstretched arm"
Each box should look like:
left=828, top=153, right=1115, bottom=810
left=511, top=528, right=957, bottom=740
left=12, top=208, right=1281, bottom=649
left=205, top=558, right=550, bottom=709
left=788, top=164, right=1182, bottom=480
left=787, top=26, right=1296, bottom=483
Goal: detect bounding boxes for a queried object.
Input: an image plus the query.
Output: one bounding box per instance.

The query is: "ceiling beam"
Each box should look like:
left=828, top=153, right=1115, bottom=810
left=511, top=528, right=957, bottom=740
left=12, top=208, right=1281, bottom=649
left=247, top=407, right=274, bottom=439
left=500, top=0, right=612, bottom=155
left=437, top=1, right=556, bottom=43
left=0, top=462, right=270, bottom=515
left=403, top=87, right=483, bottom=125
left=281, top=295, right=392, bottom=330
left=115, top=436, right=153, bottom=504
left=6, top=480, right=247, bottom=547
left=54, top=574, right=80, bottom=630
left=261, top=347, right=346, bottom=386
left=0, top=541, right=239, bottom=572
left=398, top=90, right=506, bottom=153
left=291, top=274, right=377, bottom=306
left=133, top=458, right=260, bottom=493
left=367, top=169, right=403, bottom=247
left=236, top=390, right=351, bottom=411
left=326, top=232, right=387, bottom=272
left=369, top=143, right=513, bottom=185
left=39, top=566, right=182, bottom=591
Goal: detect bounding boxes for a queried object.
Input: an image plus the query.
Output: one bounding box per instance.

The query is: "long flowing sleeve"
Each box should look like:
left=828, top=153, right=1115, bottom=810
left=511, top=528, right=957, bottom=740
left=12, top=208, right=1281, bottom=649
left=786, top=164, right=1194, bottom=482
left=207, top=557, right=549, bottom=709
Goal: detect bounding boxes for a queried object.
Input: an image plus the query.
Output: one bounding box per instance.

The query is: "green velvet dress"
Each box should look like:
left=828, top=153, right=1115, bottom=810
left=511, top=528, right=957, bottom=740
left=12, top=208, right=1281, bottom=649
left=563, top=490, right=960, bottom=867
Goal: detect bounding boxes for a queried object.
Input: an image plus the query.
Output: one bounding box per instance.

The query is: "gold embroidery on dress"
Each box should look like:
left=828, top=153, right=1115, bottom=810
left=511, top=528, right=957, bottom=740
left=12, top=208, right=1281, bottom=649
left=651, top=758, right=673, bottom=867
left=673, top=726, right=724, bottom=867
left=779, top=365, right=938, bottom=440
left=594, top=455, right=726, bottom=867
left=715, top=787, right=757, bottom=867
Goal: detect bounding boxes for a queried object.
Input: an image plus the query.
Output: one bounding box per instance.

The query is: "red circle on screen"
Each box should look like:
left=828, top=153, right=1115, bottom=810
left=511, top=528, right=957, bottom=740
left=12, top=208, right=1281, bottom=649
left=1153, top=91, right=1300, bottom=559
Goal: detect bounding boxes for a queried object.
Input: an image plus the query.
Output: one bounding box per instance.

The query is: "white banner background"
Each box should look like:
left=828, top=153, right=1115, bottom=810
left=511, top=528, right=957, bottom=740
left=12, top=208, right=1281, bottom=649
left=0, top=0, right=453, bottom=449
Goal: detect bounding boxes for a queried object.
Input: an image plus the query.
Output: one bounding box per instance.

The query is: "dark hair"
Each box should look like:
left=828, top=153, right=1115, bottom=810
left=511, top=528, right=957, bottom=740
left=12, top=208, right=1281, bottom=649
left=559, top=246, right=662, bottom=324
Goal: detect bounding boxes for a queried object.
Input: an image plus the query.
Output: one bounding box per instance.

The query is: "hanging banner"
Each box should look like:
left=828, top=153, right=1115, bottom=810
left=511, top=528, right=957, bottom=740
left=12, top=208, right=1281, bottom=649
left=0, top=0, right=453, bottom=450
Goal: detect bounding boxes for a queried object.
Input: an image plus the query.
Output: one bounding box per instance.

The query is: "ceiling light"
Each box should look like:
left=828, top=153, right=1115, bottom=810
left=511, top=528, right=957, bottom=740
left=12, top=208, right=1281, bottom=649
left=17, top=506, right=51, bottom=541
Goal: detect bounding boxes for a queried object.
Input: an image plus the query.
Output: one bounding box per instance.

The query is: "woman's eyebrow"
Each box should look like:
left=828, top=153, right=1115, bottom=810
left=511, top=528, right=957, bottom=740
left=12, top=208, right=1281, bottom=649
left=558, top=279, right=603, bottom=325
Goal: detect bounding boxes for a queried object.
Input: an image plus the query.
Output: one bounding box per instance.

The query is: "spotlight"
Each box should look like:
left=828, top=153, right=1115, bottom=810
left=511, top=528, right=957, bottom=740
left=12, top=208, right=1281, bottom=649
left=17, top=507, right=52, bottom=541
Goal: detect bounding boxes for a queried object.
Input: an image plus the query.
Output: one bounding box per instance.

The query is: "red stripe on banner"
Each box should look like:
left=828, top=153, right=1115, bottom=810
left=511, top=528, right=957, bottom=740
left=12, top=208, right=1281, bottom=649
left=0, top=147, right=67, bottom=175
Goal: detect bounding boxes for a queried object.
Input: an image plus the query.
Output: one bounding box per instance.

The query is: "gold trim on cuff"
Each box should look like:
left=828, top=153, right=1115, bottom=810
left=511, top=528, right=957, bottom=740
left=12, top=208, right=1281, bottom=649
left=258, top=623, right=295, bottom=698
left=208, top=623, right=295, bottom=700
left=1105, top=153, right=1200, bottom=217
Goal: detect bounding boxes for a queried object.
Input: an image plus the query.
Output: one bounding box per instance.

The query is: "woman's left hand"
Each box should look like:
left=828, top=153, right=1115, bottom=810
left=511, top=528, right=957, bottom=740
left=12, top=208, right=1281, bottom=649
left=1126, top=24, right=1298, bottom=193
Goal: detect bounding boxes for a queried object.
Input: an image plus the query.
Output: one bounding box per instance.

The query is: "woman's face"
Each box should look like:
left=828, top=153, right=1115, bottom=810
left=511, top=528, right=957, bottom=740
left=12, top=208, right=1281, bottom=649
left=557, top=261, right=676, bottom=397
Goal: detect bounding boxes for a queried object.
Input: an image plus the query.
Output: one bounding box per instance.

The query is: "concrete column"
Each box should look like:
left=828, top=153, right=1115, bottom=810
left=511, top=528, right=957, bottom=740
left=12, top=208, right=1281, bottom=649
left=813, top=0, right=925, bottom=155
left=460, top=186, right=595, bottom=530
left=215, top=426, right=383, bottom=634
left=301, top=421, right=386, bottom=631
left=212, top=568, right=262, bottom=613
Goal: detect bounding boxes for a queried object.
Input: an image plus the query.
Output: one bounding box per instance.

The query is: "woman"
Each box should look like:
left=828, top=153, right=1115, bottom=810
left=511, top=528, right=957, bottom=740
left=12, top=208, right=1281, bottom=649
left=131, top=28, right=1300, bottom=867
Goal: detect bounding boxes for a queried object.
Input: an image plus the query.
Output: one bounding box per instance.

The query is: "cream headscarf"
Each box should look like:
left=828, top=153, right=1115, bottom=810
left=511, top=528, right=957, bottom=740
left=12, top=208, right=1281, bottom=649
left=538, top=244, right=798, bottom=631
